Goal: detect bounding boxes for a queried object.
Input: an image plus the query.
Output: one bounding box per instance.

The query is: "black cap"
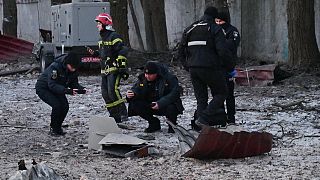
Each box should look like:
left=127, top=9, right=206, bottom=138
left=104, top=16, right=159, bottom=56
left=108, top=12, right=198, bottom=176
left=204, top=6, right=218, bottom=19
left=64, top=52, right=80, bottom=68
left=144, top=61, right=159, bottom=74
left=217, top=8, right=230, bottom=23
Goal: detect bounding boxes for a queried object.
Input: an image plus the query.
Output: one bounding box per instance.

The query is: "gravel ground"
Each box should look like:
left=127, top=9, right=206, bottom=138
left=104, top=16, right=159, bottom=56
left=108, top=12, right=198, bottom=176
left=1, top=56, right=320, bottom=179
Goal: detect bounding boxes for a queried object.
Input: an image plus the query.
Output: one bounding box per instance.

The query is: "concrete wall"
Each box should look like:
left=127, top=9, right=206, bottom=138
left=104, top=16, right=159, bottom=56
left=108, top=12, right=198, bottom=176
left=17, top=1, right=39, bottom=41
left=127, top=0, right=146, bottom=50
left=1, top=0, right=319, bottom=61
left=316, top=0, right=320, bottom=51
left=0, top=0, right=3, bottom=34
left=128, top=0, right=206, bottom=50
left=229, top=0, right=241, bottom=57
left=165, top=0, right=205, bottom=48
left=16, top=0, right=51, bottom=42
left=37, top=0, right=51, bottom=30
left=240, top=0, right=288, bottom=63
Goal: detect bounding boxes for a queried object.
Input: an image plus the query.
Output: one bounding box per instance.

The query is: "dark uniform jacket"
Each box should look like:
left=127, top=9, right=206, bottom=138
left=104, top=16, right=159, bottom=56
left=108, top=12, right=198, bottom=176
left=128, top=63, right=184, bottom=114
left=35, top=54, right=83, bottom=95
left=178, top=15, right=235, bottom=72
left=93, top=30, right=128, bottom=74
left=221, top=23, right=240, bottom=59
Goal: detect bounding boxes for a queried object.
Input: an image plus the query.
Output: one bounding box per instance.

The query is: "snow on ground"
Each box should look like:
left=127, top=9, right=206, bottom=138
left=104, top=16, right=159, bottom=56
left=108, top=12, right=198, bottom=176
left=0, top=65, right=320, bottom=179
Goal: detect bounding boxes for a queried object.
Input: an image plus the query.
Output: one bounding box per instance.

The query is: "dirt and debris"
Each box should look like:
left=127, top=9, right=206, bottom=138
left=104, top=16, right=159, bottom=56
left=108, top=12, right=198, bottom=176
left=1, top=54, right=320, bottom=179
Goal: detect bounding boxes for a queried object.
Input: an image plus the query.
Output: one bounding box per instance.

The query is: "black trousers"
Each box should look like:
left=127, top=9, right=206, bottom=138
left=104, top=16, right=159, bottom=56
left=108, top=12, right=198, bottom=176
left=189, top=68, right=228, bottom=121
left=101, top=73, right=127, bottom=122
left=36, top=89, right=69, bottom=130
left=128, top=99, right=179, bottom=127
left=226, top=78, right=235, bottom=123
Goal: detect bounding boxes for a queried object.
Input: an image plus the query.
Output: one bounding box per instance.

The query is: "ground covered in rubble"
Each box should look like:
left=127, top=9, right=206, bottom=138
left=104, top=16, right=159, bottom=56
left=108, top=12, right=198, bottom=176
left=0, top=56, right=320, bottom=179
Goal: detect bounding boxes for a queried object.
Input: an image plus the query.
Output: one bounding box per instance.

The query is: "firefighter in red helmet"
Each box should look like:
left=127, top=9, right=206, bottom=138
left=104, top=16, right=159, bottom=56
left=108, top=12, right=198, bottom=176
left=88, top=12, right=129, bottom=123
left=95, top=13, right=113, bottom=30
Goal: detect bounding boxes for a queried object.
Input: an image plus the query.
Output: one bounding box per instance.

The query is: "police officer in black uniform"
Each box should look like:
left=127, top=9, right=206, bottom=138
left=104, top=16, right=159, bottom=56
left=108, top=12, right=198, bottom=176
left=126, top=61, right=184, bottom=133
left=35, top=52, right=86, bottom=136
left=88, top=13, right=129, bottom=123
left=178, top=6, right=235, bottom=128
left=216, top=8, right=241, bottom=124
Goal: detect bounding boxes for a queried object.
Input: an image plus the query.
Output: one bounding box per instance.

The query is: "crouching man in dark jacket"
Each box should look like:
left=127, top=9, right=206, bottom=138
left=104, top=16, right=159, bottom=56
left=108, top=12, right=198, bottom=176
left=35, top=52, right=87, bottom=136
left=126, top=61, right=184, bottom=133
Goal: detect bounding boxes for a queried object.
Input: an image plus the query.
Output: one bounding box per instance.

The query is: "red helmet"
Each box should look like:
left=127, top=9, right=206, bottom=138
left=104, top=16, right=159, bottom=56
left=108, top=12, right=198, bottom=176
left=95, top=13, right=113, bottom=26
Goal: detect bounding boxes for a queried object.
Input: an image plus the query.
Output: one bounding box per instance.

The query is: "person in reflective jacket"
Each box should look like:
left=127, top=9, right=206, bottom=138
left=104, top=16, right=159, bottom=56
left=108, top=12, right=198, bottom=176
left=216, top=8, right=241, bottom=124
left=88, top=13, right=129, bottom=123
left=35, top=52, right=87, bottom=136
left=177, top=6, right=235, bottom=129
left=126, top=61, right=184, bottom=133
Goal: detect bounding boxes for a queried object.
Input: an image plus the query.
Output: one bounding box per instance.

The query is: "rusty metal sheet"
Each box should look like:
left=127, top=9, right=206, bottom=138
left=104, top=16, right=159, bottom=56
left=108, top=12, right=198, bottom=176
left=235, top=64, right=277, bottom=86
left=182, top=126, right=273, bottom=159
left=0, top=35, right=33, bottom=62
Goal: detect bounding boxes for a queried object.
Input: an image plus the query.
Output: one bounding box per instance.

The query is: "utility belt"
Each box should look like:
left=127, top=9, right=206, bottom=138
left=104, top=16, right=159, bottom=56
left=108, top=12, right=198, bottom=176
left=101, top=55, right=127, bottom=75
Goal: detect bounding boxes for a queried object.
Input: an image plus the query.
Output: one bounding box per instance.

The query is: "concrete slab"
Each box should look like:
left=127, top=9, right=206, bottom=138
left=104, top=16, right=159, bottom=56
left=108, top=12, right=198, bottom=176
left=99, top=133, right=146, bottom=145
left=88, top=116, right=121, bottom=151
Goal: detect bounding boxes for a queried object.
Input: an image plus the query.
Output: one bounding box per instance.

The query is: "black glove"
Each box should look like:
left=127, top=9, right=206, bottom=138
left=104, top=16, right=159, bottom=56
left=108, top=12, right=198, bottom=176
left=118, top=68, right=127, bottom=73
left=65, top=88, right=74, bottom=95
left=183, top=65, right=189, bottom=72
left=75, top=89, right=87, bottom=94
left=118, top=68, right=129, bottom=80
left=121, top=72, right=129, bottom=80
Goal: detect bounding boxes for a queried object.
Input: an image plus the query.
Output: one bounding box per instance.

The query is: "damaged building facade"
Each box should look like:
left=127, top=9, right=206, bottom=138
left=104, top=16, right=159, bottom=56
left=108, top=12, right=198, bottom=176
left=0, top=0, right=319, bottom=63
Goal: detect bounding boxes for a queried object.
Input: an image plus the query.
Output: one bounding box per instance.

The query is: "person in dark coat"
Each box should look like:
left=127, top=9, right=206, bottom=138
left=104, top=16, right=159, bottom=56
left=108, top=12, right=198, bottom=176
left=216, top=8, right=241, bottom=124
left=177, top=6, right=235, bottom=129
left=88, top=13, right=129, bottom=123
left=35, top=52, right=87, bottom=136
left=126, top=61, right=184, bottom=133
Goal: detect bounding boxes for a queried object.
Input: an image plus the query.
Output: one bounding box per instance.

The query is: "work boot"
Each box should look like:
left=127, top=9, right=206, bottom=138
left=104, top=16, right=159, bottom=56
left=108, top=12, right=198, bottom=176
left=196, top=111, right=227, bottom=128
left=166, top=118, right=177, bottom=133
left=144, top=125, right=161, bottom=133
left=195, top=117, right=210, bottom=127
left=49, top=127, right=66, bottom=137
left=144, top=117, right=161, bottom=133
left=191, top=120, right=201, bottom=132
left=227, top=115, right=235, bottom=124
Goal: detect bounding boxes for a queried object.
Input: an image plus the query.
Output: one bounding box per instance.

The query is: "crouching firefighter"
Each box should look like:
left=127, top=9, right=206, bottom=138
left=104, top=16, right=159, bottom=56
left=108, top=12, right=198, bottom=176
left=88, top=13, right=129, bottom=122
left=126, top=61, right=184, bottom=133
left=35, top=52, right=87, bottom=136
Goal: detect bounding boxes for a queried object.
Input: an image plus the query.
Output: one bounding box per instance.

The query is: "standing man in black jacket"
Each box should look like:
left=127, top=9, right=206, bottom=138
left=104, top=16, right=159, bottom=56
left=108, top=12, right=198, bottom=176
left=126, top=61, right=184, bottom=133
left=88, top=13, right=129, bottom=123
left=35, top=52, right=87, bottom=136
left=216, top=8, right=241, bottom=124
left=178, top=6, right=235, bottom=128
